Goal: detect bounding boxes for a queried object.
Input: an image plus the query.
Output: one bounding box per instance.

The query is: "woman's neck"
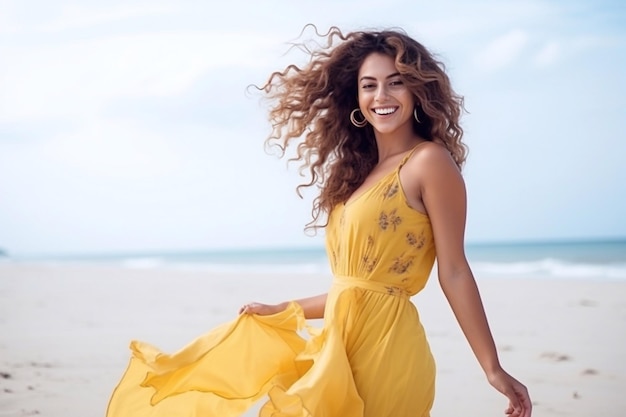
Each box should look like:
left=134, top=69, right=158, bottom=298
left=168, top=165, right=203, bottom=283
left=374, top=131, right=424, bottom=163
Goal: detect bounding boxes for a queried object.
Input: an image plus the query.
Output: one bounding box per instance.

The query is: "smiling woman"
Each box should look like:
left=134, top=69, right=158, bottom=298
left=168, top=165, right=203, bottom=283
left=357, top=54, right=417, bottom=141
left=107, top=25, right=532, bottom=417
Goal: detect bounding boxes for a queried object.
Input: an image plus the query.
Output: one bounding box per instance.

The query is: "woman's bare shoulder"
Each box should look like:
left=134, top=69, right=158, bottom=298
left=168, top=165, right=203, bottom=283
left=399, top=141, right=463, bottom=209
left=408, top=140, right=459, bottom=173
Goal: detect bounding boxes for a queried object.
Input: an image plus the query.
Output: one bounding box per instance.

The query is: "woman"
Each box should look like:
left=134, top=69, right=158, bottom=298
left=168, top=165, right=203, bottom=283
left=107, top=26, right=531, bottom=417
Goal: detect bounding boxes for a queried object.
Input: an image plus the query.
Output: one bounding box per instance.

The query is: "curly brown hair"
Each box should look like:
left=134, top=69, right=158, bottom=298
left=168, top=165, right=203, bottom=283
left=259, top=25, right=467, bottom=228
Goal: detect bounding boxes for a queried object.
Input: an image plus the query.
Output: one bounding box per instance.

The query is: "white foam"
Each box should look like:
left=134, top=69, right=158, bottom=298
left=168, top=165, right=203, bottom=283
left=471, top=258, right=626, bottom=280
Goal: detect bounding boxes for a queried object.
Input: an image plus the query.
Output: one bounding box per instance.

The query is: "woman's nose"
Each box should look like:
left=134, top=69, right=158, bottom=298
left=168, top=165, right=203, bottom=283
left=375, top=86, right=389, bottom=101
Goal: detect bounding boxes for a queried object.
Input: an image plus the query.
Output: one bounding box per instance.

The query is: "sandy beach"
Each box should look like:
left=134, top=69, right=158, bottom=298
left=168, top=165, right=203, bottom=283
left=0, top=262, right=624, bottom=416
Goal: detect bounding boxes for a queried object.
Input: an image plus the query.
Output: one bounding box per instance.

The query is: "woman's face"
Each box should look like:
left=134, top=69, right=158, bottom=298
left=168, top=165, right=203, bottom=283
left=357, top=52, right=415, bottom=137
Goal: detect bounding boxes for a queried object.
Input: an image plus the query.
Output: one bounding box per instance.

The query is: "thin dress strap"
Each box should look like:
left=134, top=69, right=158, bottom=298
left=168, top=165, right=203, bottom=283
left=398, top=141, right=428, bottom=168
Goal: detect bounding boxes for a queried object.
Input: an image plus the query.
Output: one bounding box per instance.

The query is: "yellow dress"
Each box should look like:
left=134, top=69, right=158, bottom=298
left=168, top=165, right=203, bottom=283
left=107, top=146, right=437, bottom=417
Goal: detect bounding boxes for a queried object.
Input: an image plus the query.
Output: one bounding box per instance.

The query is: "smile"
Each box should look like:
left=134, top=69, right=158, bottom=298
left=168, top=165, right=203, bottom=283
left=372, top=107, right=398, bottom=115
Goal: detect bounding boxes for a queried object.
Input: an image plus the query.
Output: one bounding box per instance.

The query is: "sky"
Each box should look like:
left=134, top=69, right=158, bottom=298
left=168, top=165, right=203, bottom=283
left=0, top=0, right=625, bottom=256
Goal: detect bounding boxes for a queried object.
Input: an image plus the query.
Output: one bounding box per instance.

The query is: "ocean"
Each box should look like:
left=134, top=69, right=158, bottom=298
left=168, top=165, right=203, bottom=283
left=5, top=239, right=626, bottom=281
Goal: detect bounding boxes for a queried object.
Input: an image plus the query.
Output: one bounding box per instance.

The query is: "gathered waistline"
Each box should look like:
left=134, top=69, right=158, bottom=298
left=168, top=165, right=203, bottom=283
left=332, top=275, right=410, bottom=298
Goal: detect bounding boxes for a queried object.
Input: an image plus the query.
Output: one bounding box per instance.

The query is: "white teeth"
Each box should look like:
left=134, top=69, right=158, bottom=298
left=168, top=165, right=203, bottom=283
left=373, top=107, right=397, bottom=115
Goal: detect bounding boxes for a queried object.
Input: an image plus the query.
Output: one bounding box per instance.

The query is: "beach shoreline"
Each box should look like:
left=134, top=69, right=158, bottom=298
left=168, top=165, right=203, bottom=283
left=1, top=263, right=624, bottom=416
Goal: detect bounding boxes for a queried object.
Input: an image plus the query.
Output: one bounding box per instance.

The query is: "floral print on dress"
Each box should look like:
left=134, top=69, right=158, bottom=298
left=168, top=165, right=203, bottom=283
left=406, top=231, right=426, bottom=249
left=385, top=285, right=409, bottom=297
left=382, top=182, right=399, bottom=199
left=362, top=255, right=379, bottom=274
left=378, top=209, right=402, bottom=231
left=389, top=255, right=414, bottom=274
left=361, top=235, right=379, bottom=274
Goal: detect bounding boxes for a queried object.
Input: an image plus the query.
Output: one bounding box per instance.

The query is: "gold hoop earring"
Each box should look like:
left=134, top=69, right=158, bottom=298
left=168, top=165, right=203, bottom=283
left=414, top=107, right=421, bottom=123
left=350, top=108, right=368, bottom=128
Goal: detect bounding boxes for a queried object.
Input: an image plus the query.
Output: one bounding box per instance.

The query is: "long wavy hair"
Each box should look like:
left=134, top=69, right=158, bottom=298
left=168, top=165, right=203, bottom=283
left=259, top=25, right=467, bottom=229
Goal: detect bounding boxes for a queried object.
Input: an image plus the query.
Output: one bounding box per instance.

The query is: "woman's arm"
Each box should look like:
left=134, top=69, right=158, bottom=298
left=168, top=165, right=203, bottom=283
left=239, top=293, right=327, bottom=319
left=412, top=144, right=531, bottom=417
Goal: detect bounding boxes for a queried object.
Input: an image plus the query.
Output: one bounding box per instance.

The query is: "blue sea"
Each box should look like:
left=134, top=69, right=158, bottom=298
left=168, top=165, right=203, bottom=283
left=4, top=239, right=626, bottom=281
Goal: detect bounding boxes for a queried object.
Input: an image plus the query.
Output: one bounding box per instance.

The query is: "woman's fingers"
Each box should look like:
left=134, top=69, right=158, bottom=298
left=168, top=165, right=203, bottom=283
left=488, top=369, right=531, bottom=417
left=504, top=384, right=532, bottom=417
left=239, top=302, right=278, bottom=316
left=239, top=303, right=256, bottom=314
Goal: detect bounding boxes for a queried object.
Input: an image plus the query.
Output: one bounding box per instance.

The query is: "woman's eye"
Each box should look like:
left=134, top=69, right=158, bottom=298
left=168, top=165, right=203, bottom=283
left=390, top=80, right=403, bottom=86
left=361, top=84, right=375, bottom=89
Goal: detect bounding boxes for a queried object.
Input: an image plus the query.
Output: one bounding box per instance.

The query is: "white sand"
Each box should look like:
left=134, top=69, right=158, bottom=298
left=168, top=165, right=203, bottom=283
left=0, top=263, right=624, bottom=416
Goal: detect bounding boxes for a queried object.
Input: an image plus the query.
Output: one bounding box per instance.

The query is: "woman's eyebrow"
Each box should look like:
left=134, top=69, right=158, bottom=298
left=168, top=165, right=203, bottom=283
left=359, top=72, right=401, bottom=82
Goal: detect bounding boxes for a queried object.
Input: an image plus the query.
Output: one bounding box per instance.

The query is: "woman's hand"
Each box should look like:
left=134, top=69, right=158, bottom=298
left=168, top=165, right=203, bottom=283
left=239, top=294, right=326, bottom=319
left=238, top=301, right=288, bottom=316
left=487, top=368, right=532, bottom=417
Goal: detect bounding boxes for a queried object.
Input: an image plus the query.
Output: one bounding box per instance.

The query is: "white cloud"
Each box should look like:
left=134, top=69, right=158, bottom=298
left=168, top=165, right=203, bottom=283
left=570, top=34, right=623, bottom=51
left=0, top=31, right=280, bottom=122
left=413, top=17, right=486, bottom=40
left=42, top=4, right=176, bottom=33
left=474, top=29, right=529, bottom=72
left=0, top=2, right=177, bottom=34
left=532, top=34, right=621, bottom=69
left=533, top=41, right=560, bottom=67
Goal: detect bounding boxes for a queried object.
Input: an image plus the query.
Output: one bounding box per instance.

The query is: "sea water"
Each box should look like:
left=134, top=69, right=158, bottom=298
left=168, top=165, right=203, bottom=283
left=465, top=239, right=626, bottom=280
left=8, top=239, right=626, bottom=281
